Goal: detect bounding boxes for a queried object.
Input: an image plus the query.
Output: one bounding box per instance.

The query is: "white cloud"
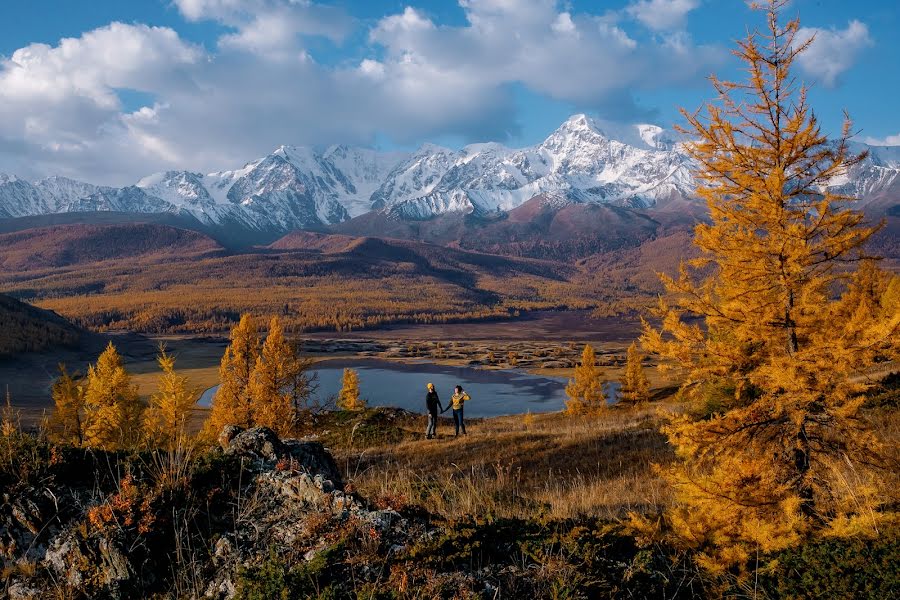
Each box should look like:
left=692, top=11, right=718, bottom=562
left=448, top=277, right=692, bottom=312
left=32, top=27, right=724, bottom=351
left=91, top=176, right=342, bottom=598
left=174, top=0, right=352, bottom=58
left=0, top=0, right=723, bottom=184
left=795, top=20, right=873, bottom=87
left=863, top=133, right=900, bottom=147
left=625, top=0, right=701, bottom=32
left=0, top=23, right=201, bottom=181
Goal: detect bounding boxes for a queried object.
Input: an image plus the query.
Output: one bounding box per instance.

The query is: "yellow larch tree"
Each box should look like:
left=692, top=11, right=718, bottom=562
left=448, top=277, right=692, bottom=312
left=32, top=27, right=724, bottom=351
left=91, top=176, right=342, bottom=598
left=82, top=342, right=143, bottom=450
left=204, top=314, right=260, bottom=436
left=47, top=364, right=85, bottom=446
left=337, top=368, right=364, bottom=411
left=640, top=0, right=900, bottom=572
left=620, top=342, right=650, bottom=406
left=565, top=344, right=606, bottom=415
left=144, top=345, right=198, bottom=450
left=249, top=316, right=315, bottom=435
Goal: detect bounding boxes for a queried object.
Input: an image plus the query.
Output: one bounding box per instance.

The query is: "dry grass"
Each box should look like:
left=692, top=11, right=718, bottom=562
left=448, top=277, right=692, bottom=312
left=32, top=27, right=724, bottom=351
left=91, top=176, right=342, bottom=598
left=337, top=404, right=675, bottom=520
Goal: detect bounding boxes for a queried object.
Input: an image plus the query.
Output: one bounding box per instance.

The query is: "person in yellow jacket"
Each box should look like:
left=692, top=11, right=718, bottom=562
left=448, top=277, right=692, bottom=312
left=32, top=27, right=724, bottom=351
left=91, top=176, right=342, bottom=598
left=447, top=385, right=470, bottom=436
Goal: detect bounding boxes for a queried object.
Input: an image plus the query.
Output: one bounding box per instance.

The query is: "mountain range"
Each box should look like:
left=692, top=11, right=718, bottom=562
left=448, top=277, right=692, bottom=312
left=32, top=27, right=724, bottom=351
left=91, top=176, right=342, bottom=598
left=1, top=114, right=898, bottom=242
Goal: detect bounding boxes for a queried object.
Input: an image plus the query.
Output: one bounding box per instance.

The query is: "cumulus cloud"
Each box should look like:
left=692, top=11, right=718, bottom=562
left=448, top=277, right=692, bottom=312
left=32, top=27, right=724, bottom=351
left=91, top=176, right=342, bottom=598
left=0, top=23, right=202, bottom=181
left=174, top=0, right=352, bottom=58
left=795, top=20, right=873, bottom=87
left=0, top=0, right=723, bottom=184
left=863, top=133, right=900, bottom=147
left=625, top=0, right=701, bottom=32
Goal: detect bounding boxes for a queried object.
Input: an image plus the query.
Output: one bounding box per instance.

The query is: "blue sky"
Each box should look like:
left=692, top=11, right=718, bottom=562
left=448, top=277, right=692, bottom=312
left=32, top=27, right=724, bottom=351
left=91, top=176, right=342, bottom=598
left=0, top=0, right=897, bottom=184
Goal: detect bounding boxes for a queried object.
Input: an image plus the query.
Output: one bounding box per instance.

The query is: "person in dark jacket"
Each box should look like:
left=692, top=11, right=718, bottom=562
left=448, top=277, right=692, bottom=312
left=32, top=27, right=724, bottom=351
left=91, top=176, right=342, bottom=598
left=425, top=382, right=442, bottom=439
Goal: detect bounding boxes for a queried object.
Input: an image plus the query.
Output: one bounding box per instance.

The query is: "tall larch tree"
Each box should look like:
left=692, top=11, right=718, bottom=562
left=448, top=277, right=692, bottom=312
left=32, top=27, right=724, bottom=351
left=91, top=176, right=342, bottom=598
left=565, top=344, right=606, bottom=415
left=249, top=316, right=315, bottom=435
left=48, top=364, right=85, bottom=446
left=620, top=342, right=650, bottom=406
left=82, top=342, right=143, bottom=450
left=144, top=345, right=198, bottom=450
left=641, top=0, right=900, bottom=572
left=205, top=314, right=260, bottom=436
left=337, top=368, right=364, bottom=411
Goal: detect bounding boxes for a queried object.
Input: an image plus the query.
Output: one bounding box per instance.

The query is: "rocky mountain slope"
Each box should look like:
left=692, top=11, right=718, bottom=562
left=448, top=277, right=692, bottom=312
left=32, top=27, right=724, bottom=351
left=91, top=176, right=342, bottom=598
left=2, top=114, right=896, bottom=236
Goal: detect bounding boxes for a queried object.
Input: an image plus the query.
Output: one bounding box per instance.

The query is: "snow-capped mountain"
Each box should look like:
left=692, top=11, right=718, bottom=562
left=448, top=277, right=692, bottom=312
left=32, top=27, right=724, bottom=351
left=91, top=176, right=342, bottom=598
left=381, top=114, right=695, bottom=220
left=0, top=175, right=52, bottom=218
left=0, top=114, right=897, bottom=233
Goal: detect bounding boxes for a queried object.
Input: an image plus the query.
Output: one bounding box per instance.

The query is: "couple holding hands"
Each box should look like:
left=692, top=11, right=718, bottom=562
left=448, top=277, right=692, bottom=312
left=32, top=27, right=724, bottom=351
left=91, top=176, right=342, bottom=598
left=425, top=382, right=470, bottom=438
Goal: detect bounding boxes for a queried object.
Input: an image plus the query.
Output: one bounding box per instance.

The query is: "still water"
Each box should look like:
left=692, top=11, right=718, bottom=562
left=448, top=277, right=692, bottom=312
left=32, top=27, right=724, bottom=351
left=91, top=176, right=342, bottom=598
left=198, top=358, right=619, bottom=417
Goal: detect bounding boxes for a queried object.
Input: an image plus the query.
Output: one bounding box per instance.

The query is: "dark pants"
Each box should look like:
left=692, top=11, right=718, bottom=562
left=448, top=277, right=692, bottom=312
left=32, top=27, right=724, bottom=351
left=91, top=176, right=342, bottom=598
left=426, top=412, right=438, bottom=438
left=452, top=407, right=466, bottom=435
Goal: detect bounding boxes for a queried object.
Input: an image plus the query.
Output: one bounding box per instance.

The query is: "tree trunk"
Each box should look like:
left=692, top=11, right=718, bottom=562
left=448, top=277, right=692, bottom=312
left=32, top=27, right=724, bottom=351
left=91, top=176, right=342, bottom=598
left=794, top=421, right=816, bottom=519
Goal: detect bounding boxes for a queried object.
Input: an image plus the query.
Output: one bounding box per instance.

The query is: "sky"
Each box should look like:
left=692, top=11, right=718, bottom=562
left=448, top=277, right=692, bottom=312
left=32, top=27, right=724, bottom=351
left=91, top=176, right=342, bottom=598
left=0, top=0, right=897, bottom=185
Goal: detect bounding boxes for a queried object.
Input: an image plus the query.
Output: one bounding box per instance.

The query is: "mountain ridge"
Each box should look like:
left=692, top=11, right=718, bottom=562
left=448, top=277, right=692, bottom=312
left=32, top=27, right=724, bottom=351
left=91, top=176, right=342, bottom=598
left=1, top=114, right=898, bottom=236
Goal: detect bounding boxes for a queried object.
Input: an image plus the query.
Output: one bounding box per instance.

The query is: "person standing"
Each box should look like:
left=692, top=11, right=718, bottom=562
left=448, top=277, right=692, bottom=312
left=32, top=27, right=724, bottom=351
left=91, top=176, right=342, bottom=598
left=449, top=385, right=470, bottom=436
left=425, top=382, right=442, bottom=439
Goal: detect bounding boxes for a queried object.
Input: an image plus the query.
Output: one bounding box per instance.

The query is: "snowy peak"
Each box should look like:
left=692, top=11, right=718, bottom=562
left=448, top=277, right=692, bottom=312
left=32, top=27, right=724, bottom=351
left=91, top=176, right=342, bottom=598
left=137, top=171, right=213, bottom=209
left=0, top=114, right=897, bottom=232
left=0, top=175, right=50, bottom=218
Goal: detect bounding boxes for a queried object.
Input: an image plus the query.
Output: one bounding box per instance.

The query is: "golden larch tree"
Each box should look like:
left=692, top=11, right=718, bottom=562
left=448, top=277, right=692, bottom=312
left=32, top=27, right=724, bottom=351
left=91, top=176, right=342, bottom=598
left=47, top=364, right=85, bottom=446
left=82, top=342, right=143, bottom=450
left=641, top=0, right=900, bottom=572
left=205, top=314, right=261, bottom=435
left=620, top=342, right=650, bottom=406
left=337, top=368, right=364, bottom=411
left=144, top=345, right=198, bottom=450
left=249, top=316, right=315, bottom=435
left=565, top=344, right=606, bottom=415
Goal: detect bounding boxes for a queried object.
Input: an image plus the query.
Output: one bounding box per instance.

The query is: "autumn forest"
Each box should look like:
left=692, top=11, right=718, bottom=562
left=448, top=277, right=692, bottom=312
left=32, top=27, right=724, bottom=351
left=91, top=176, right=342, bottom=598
left=1, top=2, right=899, bottom=598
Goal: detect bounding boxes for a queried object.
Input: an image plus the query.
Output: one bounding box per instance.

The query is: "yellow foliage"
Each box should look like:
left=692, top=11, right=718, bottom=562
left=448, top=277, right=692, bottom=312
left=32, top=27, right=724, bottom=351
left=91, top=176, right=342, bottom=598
left=620, top=341, right=650, bottom=406
left=144, top=345, right=198, bottom=450
left=1, top=389, right=17, bottom=437
left=249, top=316, right=315, bottom=435
left=47, top=364, right=85, bottom=446
left=641, top=0, right=899, bottom=571
left=204, top=314, right=316, bottom=437
left=82, top=342, right=143, bottom=450
left=565, top=344, right=606, bottom=415
left=338, top=368, right=365, bottom=411
left=204, top=314, right=260, bottom=436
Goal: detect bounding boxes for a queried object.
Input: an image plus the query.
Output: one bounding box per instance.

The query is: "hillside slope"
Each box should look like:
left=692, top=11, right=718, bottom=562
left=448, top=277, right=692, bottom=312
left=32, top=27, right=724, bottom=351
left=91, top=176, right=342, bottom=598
left=0, top=294, right=82, bottom=356
left=0, top=223, right=225, bottom=272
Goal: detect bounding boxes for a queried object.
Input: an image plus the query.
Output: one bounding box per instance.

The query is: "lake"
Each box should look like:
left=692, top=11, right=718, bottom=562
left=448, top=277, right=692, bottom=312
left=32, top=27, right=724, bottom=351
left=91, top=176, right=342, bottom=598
left=198, top=358, right=620, bottom=417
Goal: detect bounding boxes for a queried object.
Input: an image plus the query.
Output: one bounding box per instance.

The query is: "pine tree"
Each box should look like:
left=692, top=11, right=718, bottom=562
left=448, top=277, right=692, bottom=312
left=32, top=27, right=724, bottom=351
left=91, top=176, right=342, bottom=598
left=249, top=316, right=314, bottom=435
left=640, top=0, right=900, bottom=571
left=337, top=368, right=364, bottom=411
left=144, top=345, right=198, bottom=450
left=48, top=364, right=85, bottom=446
left=205, top=314, right=260, bottom=436
left=565, top=344, right=606, bottom=415
left=82, top=342, right=143, bottom=450
left=620, top=342, right=650, bottom=406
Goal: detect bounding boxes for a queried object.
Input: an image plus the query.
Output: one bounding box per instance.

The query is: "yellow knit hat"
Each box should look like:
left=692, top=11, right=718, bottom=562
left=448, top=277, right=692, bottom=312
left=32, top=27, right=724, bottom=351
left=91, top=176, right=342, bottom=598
left=427, top=382, right=435, bottom=391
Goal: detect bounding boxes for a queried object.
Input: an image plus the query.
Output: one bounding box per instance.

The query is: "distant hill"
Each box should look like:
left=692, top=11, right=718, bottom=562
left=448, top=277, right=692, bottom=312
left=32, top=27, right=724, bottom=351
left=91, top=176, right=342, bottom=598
left=0, top=294, right=82, bottom=356
left=0, top=223, right=225, bottom=271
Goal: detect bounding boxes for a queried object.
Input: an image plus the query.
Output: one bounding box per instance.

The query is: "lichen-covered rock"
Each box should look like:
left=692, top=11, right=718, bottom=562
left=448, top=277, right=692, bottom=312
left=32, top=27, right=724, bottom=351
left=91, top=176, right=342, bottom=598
left=217, top=424, right=245, bottom=449
left=224, top=426, right=284, bottom=464
left=282, top=439, right=343, bottom=488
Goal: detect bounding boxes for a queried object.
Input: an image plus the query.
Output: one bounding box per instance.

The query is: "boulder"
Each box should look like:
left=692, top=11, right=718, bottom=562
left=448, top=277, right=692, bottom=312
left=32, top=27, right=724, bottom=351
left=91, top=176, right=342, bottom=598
left=221, top=427, right=343, bottom=489
left=217, top=424, right=245, bottom=449
left=223, top=427, right=284, bottom=464
left=282, top=439, right=343, bottom=488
